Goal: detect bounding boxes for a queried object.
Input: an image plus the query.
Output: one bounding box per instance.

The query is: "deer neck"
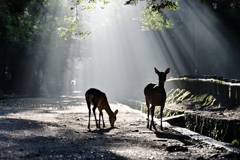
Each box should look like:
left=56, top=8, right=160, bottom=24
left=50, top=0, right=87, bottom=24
left=102, top=100, right=114, bottom=117
left=157, top=81, right=165, bottom=93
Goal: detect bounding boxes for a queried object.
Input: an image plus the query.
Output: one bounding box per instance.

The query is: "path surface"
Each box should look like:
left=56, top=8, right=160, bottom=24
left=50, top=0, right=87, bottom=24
left=0, top=96, right=239, bottom=159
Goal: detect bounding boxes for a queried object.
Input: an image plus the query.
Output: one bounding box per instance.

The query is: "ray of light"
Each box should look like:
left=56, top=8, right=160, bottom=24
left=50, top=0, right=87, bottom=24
left=37, top=0, right=240, bottom=100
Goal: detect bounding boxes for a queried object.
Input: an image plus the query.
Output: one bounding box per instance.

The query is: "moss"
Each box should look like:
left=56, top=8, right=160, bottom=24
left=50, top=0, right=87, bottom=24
left=190, top=94, right=208, bottom=103
left=203, top=95, right=216, bottom=106
left=232, top=139, right=240, bottom=146
left=141, top=103, right=147, bottom=114
left=167, top=88, right=218, bottom=108
left=200, top=116, right=205, bottom=135
left=166, top=88, right=182, bottom=103
left=176, top=90, right=191, bottom=102
left=166, top=88, right=175, bottom=97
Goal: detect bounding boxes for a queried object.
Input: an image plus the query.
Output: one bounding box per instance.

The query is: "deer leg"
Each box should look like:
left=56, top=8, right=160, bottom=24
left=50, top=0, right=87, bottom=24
left=100, top=111, right=105, bottom=128
left=98, top=111, right=101, bottom=128
left=87, top=103, right=91, bottom=129
left=146, top=101, right=150, bottom=128
left=160, top=105, right=164, bottom=131
left=92, top=106, right=99, bottom=128
left=150, top=105, right=156, bottom=131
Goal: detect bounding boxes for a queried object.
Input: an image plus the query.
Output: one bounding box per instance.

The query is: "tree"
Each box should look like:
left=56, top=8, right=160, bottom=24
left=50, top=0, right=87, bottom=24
left=0, top=0, right=91, bottom=95
left=0, top=0, right=42, bottom=94
left=124, top=0, right=240, bottom=32
left=201, top=0, right=240, bottom=9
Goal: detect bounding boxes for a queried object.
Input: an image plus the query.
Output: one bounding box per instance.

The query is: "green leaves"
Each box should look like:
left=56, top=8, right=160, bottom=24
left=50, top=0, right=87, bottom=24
left=136, top=0, right=179, bottom=31
left=137, top=7, right=174, bottom=31
left=0, top=7, right=35, bottom=47
left=149, top=1, right=179, bottom=12
left=166, top=1, right=179, bottom=10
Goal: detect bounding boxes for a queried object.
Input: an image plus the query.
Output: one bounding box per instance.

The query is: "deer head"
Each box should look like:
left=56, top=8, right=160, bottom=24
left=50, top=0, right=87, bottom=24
left=154, top=67, right=170, bottom=83
left=109, top=110, right=118, bottom=127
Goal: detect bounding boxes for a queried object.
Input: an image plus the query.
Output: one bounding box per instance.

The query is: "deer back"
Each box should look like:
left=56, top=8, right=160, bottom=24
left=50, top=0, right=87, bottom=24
left=85, top=88, right=109, bottom=111
left=144, top=83, right=166, bottom=106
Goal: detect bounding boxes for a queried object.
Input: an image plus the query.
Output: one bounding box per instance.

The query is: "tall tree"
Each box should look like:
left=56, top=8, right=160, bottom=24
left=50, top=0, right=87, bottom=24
left=0, top=0, right=42, bottom=94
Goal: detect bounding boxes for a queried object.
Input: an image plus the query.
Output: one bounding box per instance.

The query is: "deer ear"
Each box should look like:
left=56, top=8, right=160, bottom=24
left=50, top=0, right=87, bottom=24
left=115, top=110, right=118, bottom=115
left=165, top=68, right=170, bottom=74
left=154, top=67, right=159, bottom=74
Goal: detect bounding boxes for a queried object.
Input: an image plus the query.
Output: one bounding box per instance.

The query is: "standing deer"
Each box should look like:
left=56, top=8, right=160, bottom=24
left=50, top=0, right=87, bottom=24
left=85, top=88, right=118, bottom=129
left=144, top=67, right=170, bottom=131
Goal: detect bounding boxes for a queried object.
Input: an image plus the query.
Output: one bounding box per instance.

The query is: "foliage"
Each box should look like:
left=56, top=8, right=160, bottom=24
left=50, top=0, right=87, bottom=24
left=69, top=0, right=116, bottom=37
left=232, top=139, right=240, bottom=147
left=137, top=6, right=174, bottom=31
left=0, top=0, right=113, bottom=94
left=32, top=0, right=91, bottom=40
left=0, top=0, right=40, bottom=47
left=148, top=0, right=180, bottom=12
left=0, top=0, right=85, bottom=94
left=133, top=0, right=179, bottom=31
left=0, top=0, right=35, bottom=15
left=200, top=0, right=240, bottom=9
left=129, top=0, right=239, bottom=31
left=0, top=0, right=43, bottom=92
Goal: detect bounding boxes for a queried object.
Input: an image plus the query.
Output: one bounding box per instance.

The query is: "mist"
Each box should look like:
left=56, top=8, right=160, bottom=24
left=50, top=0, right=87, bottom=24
left=34, top=0, right=240, bottom=101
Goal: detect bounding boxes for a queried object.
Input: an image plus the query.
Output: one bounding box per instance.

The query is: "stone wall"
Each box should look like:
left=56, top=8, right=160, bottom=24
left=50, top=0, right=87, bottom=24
left=184, top=111, right=240, bottom=143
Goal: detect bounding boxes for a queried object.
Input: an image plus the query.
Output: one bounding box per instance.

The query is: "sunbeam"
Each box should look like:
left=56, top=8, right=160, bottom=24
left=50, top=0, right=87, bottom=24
left=30, top=0, right=240, bottom=101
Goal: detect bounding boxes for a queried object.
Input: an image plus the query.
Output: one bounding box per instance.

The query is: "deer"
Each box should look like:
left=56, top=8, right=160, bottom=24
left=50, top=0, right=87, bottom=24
left=85, top=88, right=118, bottom=129
left=144, top=67, right=170, bottom=131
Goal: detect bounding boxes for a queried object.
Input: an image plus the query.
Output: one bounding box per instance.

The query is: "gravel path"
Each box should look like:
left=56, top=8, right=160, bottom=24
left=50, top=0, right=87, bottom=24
left=0, top=96, right=239, bottom=159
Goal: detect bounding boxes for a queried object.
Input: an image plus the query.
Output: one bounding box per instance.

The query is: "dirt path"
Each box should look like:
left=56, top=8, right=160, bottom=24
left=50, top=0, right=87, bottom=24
left=0, top=96, right=239, bottom=159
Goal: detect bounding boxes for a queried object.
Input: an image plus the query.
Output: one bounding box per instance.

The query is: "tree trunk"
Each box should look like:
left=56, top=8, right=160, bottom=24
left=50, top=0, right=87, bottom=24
left=0, top=49, right=6, bottom=95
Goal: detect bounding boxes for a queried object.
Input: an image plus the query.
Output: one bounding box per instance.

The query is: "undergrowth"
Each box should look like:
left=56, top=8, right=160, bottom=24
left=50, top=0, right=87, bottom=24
left=166, top=88, right=217, bottom=107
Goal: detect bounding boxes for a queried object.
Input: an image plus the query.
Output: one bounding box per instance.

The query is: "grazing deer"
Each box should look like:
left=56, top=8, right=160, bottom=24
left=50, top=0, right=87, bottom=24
left=144, top=67, right=170, bottom=131
left=85, top=88, right=118, bottom=129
